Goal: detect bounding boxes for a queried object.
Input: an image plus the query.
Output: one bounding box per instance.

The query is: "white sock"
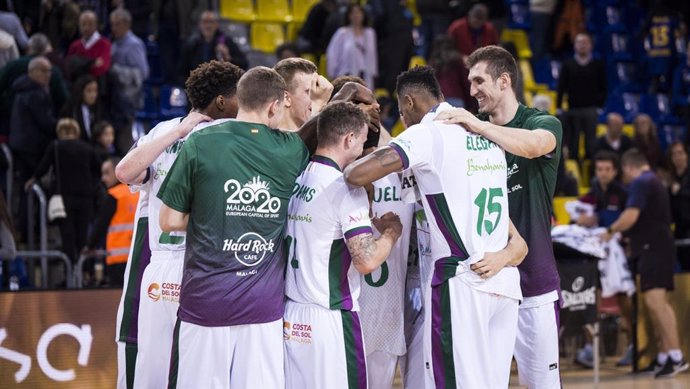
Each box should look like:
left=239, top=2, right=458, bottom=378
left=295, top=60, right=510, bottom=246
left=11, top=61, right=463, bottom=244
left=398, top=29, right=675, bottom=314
left=669, top=349, right=683, bottom=362
left=657, top=352, right=669, bottom=364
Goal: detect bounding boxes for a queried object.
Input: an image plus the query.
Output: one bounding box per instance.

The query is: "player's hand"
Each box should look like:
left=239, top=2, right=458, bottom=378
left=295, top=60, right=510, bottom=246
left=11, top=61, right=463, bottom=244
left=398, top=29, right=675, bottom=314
left=575, top=214, right=597, bottom=228
left=434, top=108, right=489, bottom=135
left=471, top=251, right=510, bottom=279
left=599, top=231, right=613, bottom=242
left=372, top=212, right=402, bottom=240
left=177, top=111, right=212, bottom=137
left=331, top=82, right=377, bottom=105
left=310, top=74, right=333, bottom=112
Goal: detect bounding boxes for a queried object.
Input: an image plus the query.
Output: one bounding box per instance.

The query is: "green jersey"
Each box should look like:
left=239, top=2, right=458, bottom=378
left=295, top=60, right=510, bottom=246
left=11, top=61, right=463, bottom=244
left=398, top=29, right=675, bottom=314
left=158, top=120, right=309, bottom=326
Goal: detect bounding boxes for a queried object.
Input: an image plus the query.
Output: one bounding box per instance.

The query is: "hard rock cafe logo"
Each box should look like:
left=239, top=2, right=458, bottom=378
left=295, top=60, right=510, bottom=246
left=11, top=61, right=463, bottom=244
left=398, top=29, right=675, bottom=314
left=147, top=283, right=160, bottom=301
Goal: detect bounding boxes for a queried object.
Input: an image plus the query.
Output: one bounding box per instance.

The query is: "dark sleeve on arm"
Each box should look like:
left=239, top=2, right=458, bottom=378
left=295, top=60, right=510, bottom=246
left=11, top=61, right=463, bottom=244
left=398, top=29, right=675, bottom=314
left=30, top=93, right=57, bottom=135
left=626, top=177, right=648, bottom=210
left=88, top=194, right=117, bottom=248
left=33, top=143, right=55, bottom=179
left=556, top=62, right=569, bottom=108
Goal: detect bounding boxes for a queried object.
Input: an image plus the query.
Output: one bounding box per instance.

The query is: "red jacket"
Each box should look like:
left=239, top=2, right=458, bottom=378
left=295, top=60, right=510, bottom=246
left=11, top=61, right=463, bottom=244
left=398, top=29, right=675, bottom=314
left=447, top=18, right=499, bottom=56
left=67, top=35, right=112, bottom=77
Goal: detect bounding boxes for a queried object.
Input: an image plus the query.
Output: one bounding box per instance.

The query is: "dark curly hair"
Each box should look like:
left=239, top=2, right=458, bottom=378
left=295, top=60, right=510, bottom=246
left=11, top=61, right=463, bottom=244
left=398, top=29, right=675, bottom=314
left=185, top=60, right=245, bottom=110
left=395, top=65, right=443, bottom=100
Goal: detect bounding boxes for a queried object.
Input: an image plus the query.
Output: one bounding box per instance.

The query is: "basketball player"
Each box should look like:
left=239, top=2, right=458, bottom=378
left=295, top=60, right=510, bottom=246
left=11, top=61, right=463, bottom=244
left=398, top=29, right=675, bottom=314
left=344, top=66, right=528, bottom=389
left=158, top=67, right=308, bottom=389
left=274, top=57, right=333, bottom=131
left=115, top=61, right=244, bottom=389
left=435, top=45, right=564, bottom=388
left=284, top=101, right=403, bottom=389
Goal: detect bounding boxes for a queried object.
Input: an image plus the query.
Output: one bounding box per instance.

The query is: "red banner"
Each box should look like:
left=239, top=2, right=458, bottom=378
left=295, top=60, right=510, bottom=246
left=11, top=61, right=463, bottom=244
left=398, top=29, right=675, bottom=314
left=0, top=289, right=120, bottom=388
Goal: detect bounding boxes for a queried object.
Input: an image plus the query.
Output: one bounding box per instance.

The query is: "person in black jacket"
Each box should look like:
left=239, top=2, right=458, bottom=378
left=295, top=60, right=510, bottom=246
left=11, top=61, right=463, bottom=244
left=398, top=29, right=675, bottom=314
left=25, top=118, right=101, bottom=263
left=9, top=56, right=57, bottom=238
left=177, top=10, right=248, bottom=85
left=60, top=74, right=105, bottom=143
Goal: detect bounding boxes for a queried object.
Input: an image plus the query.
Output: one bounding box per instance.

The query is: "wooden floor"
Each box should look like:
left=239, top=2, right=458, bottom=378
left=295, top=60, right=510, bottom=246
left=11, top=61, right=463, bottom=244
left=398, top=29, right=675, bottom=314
left=391, top=359, right=690, bottom=388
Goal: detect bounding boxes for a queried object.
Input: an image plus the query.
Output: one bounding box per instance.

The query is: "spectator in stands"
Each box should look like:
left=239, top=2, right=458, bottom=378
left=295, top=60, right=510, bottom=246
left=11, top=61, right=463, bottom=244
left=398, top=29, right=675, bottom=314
left=275, top=42, right=300, bottom=61
left=575, top=150, right=633, bottom=367
left=109, top=8, right=148, bottom=132
left=529, top=0, right=557, bottom=61
left=602, top=148, right=688, bottom=378
left=0, top=10, right=28, bottom=51
left=38, top=0, right=80, bottom=53
left=557, top=32, right=607, bottom=161
left=25, top=118, right=100, bottom=265
left=369, top=0, right=414, bottom=94
left=150, top=0, right=207, bottom=84
left=92, top=120, right=117, bottom=162
left=178, top=10, right=248, bottom=85
left=593, top=112, right=632, bottom=158
left=326, top=3, right=378, bottom=88
left=0, top=33, right=69, bottom=138
left=428, top=35, right=466, bottom=107
left=641, top=3, right=682, bottom=93
left=667, top=142, right=690, bottom=270
left=297, top=0, right=338, bottom=55
left=633, top=113, right=663, bottom=170
left=66, top=10, right=111, bottom=79
left=120, top=0, right=152, bottom=40
left=0, top=28, right=18, bottom=68
left=87, top=156, right=138, bottom=286
left=416, top=0, right=455, bottom=59
left=446, top=3, right=498, bottom=113
left=671, top=41, right=690, bottom=128
left=60, top=75, right=104, bottom=142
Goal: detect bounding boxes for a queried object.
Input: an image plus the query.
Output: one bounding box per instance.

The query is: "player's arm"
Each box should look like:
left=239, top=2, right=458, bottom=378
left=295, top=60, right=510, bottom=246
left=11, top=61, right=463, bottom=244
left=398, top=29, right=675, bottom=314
left=345, top=212, right=402, bottom=274
left=470, top=220, right=528, bottom=279
left=600, top=207, right=640, bottom=241
left=435, top=108, right=557, bottom=159
left=309, top=74, right=333, bottom=116
left=159, top=204, right=189, bottom=232
left=344, top=146, right=403, bottom=187
left=115, top=112, right=211, bottom=185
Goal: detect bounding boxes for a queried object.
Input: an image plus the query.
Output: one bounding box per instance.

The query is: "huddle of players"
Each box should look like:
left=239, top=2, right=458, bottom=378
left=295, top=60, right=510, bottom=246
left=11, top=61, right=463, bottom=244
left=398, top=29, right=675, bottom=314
left=114, top=44, right=563, bottom=389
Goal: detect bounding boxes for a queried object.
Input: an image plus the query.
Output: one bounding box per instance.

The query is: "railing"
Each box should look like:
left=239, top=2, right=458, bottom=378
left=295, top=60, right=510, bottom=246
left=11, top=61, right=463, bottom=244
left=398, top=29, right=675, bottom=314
left=74, top=250, right=108, bottom=289
left=26, top=183, right=48, bottom=287
left=4, top=250, right=74, bottom=288
left=1, top=143, right=12, bottom=206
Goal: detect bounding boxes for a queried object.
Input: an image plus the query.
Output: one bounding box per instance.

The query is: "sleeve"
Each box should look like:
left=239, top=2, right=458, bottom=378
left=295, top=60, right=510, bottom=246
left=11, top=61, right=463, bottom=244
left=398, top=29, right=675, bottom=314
left=339, top=187, right=373, bottom=240
left=93, top=39, right=112, bottom=77
left=87, top=193, right=117, bottom=249
left=33, top=142, right=55, bottom=179
left=134, top=40, right=150, bottom=80
left=156, top=137, right=195, bottom=213
left=525, top=114, right=563, bottom=157
left=626, top=177, right=648, bottom=210
left=388, top=124, right=433, bottom=170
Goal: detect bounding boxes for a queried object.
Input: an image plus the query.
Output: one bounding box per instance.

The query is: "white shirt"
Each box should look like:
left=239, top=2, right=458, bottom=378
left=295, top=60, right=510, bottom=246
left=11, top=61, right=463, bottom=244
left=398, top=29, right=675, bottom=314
left=285, top=156, right=372, bottom=311
left=390, top=102, right=521, bottom=301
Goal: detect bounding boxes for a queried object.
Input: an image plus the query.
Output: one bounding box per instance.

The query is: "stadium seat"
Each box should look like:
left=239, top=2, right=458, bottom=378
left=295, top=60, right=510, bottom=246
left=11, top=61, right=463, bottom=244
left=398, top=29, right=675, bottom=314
left=159, top=85, right=188, bottom=120
left=640, top=93, right=673, bottom=122
left=250, top=22, right=285, bottom=53
left=658, top=123, right=687, bottom=151
left=500, top=29, right=532, bottom=59
left=408, top=56, right=426, bottom=69
left=221, top=22, right=251, bottom=53
left=406, top=0, right=422, bottom=26
left=287, top=22, right=302, bottom=42
left=608, top=32, right=633, bottom=61
left=565, top=159, right=582, bottom=188
left=136, top=84, right=159, bottom=121
left=553, top=196, right=578, bottom=225
left=292, top=0, right=319, bottom=23
left=220, top=0, right=257, bottom=22
left=246, top=50, right=278, bottom=68
left=145, top=40, right=163, bottom=85
left=256, top=0, right=293, bottom=22
left=520, top=59, right=547, bottom=92
left=318, top=55, right=327, bottom=77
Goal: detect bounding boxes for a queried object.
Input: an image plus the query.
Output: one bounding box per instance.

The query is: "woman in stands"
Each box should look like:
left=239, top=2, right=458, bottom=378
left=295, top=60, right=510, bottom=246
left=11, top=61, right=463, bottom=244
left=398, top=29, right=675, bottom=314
left=632, top=113, right=663, bottom=170
left=60, top=75, right=105, bottom=143
left=326, top=3, right=378, bottom=88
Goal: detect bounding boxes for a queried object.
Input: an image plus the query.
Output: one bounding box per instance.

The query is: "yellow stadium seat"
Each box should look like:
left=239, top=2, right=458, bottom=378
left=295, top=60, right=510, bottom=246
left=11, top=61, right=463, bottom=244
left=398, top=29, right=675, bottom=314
left=286, top=22, right=302, bottom=41
left=519, top=59, right=547, bottom=93
left=581, top=159, right=591, bottom=187
left=220, top=0, right=256, bottom=22
left=565, top=159, right=581, bottom=188
left=553, top=196, right=577, bottom=225
left=595, top=123, right=634, bottom=137
left=292, top=0, right=319, bottom=23
left=406, top=0, right=422, bottom=26
left=301, top=53, right=317, bottom=66
left=257, top=0, right=292, bottom=22
left=408, top=56, right=426, bottom=69
left=251, top=22, right=285, bottom=53
left=391, top=119, right=405, bottom=137
left=318, top=55, right=327, bottom=78
left=500, top=29, right=532, bottom=59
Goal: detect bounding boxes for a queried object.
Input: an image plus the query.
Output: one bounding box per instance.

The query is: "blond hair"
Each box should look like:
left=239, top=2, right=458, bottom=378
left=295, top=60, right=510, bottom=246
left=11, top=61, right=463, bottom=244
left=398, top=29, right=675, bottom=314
left=56, top=118, right=81, bottom=139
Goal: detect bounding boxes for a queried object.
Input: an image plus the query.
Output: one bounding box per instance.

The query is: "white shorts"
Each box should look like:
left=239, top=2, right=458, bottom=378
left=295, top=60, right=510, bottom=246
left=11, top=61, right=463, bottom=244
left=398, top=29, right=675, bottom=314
left=514, top=293, right=561, bottom=389
left=169, top=318, right=284, bottom=389
left=116, top=217, right=150, bottom=389
left=133, top=250, right=184, bottom=389
left=423, top=277, right=519, bottom=389
left=400, top=285, right=429, bottom=389
left=366, top=351, right=398, bottom=389
left=284, top=301, right=368, bottom=389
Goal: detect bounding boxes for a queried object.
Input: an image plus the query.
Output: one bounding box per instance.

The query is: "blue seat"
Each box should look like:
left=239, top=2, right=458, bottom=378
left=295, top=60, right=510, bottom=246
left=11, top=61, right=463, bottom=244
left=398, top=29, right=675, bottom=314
left=532, top=56, right=559, bottom=90
left=657, top=121, right=687, bottom=152
left=508, top=1, right=530, bottom=30
left=146, top=40, right=163, bottom=85
left=159, top=85, right=188, bottom=120
left=640, top=93, right=673, bottom=122
left=136, top=84, right=159, bottom=121
left=608, top=32, right=632, bottom=61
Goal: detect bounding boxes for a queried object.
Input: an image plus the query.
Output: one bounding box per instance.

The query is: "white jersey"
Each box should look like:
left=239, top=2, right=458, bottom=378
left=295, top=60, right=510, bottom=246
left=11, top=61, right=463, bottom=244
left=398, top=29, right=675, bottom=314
left=138, top=117, right=232, bottom=252
left=359, top=173, right=414, bottom=356
left=389, top=102, right=521, bottom=301
left=285, top=156, right=372, bottom=311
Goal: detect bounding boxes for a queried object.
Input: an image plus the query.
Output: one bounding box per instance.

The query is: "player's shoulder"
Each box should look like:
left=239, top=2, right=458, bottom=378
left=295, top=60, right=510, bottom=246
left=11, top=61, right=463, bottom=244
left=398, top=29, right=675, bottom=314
left=522, top=107, right=561, bottom=128
left=146, top=116, right=183, bottom=138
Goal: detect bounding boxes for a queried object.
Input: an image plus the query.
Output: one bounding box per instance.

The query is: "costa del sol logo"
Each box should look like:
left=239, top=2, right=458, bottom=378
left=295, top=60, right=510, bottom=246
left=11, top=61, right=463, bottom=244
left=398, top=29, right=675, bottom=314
left=283, top=321, right=291, bottom=340
left=147, top=283, right=160, bottom=301
left=224, top=176, right=282, bottom=219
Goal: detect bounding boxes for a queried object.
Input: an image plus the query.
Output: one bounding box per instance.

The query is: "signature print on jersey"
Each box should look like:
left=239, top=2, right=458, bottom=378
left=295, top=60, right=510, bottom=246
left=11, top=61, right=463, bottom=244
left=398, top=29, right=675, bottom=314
left=224, top=176, right=281, bottom=219
left=223, top=232, right=276, bottom=267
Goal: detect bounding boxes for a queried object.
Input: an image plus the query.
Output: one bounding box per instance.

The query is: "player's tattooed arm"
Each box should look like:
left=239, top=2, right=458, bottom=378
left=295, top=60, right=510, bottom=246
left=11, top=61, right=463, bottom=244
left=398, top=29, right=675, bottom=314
left=346, top=212, right=402, bottom=274
left=344, top=146, right=403, bottom=187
